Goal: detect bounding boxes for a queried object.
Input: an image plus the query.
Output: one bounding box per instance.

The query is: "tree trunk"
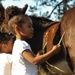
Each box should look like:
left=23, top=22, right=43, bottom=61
left=63, top=0, right=67, bottom=14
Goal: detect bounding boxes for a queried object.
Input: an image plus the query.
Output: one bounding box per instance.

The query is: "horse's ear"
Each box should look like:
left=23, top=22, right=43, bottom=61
left=21, top=4, right=28, bottom=14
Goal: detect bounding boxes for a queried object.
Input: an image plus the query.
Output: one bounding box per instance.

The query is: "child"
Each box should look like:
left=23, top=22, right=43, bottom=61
left=0, top=32, right=14, bottom=75
left=8, top=14, right=60, bottom=75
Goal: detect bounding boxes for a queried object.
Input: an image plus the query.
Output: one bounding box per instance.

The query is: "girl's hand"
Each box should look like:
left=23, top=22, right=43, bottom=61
left=36, top=51, right=43, bottom=56
left=52, top=44, right=61, bottom=54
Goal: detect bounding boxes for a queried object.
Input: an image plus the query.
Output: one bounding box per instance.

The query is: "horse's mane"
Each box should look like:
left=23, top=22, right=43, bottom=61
left=30, top=15, right=58, bottom=31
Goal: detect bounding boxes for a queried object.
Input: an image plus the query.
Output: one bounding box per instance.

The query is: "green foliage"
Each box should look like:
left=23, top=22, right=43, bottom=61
left=29, top=0, right=75, bottom=21
left=1, top=0, right=75, bottom=21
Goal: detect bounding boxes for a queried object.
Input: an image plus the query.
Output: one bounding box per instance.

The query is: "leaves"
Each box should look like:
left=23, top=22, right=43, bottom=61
left=31, top=0, right=75, bottom=21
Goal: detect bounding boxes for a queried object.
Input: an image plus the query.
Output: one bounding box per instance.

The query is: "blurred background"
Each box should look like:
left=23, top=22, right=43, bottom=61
left=1, top=0, right=75, bottom=21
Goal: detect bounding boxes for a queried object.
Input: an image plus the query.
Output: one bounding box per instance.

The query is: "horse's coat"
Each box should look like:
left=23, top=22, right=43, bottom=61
left=42, top=22, right=73, bottom=75
left=61, top=6, right=75, bottom=73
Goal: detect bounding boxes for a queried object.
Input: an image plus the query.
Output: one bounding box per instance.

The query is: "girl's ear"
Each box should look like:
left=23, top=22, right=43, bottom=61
left=14, top=25, right=20, bottom=34
left=1, top=44, right=7, bottom=52
left=2, top=44, right=6, bottom=48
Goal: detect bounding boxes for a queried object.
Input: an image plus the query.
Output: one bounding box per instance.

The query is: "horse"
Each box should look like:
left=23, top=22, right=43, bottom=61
left=42, top=21, right=73, bottom=75
left=41, top=6, right=75, bottom=75
left=60, top=6, right=75, bottom=74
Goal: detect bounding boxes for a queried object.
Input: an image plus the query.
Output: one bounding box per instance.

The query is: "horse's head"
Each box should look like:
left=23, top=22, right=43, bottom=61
left=5, top=4, right=28, bottom=22
left=0, top=4, right=28, bottom=33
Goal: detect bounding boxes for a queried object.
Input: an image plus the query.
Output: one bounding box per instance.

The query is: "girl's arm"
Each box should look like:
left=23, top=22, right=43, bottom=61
left=22, top=44, right=60, bottom=65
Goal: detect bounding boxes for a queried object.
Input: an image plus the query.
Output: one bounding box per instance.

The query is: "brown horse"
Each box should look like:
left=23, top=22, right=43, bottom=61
left=60, top=6, right=75, bottom=74
left=42, top=6, right=75, bottom=75
left=42, top=22, right=73, bottom=75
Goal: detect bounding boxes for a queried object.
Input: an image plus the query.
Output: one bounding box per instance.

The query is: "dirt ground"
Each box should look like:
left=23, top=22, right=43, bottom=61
left=37, top=60, right=75, bottom=75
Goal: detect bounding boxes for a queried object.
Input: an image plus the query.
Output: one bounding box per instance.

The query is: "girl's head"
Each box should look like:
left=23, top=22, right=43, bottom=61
left=0, top=32, right=14, bottom=53
left=8, top=14, right=34, bottom=40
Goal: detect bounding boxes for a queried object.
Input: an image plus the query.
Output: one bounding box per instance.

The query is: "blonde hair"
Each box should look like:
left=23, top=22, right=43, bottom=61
left=8, top=14, right=30, bottom=34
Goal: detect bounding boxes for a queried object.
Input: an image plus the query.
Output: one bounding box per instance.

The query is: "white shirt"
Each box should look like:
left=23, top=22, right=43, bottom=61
left=0, top=53, right=12, bottom=75
left=12, top=39, right=38, bottom=75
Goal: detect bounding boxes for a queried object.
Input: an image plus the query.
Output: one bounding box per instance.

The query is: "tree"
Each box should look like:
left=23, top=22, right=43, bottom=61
left=29, top=0, right=75, bottom=21
left=1, top=0, right=75, bottom=21
left=0, top=0, right=2, bottom=3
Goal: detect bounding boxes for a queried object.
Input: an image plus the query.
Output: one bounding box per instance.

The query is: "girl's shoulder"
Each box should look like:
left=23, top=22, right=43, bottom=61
left=0, top=53, right=12, bottom=62
left=15, top=39, right=29, bottom=46
left=0, top=53, right=11, bottom=56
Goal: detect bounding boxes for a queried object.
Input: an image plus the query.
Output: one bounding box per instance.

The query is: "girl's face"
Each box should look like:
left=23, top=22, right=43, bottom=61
left=1, top=39, right=13, bottom=53
left=6, top=39, right=13, bottom=53
left=19, top=17, right=34, bottom=39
